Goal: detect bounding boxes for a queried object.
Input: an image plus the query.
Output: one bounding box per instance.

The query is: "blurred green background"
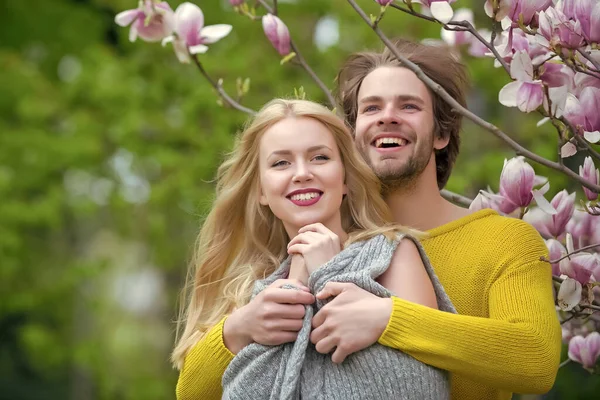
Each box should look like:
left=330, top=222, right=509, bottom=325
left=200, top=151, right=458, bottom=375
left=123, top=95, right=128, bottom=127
left=0, top=0, right=598, bottom=399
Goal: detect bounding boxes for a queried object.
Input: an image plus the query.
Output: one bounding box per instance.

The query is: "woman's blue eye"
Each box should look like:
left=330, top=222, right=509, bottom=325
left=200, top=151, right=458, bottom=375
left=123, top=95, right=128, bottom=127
left=272, top=160, right=289, bottom=167
left=313, top=155, right=330, bottom=161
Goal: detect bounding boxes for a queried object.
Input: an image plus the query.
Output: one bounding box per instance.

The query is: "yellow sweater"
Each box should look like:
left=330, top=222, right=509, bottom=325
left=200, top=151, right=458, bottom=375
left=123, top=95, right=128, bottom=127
left=176, top=209, right=562, bottom=400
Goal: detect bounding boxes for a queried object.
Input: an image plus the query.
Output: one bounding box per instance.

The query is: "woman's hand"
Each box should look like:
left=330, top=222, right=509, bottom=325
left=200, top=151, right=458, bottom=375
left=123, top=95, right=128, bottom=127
left=223, top=279, right=315, bottom=354
left=287, top=223, right=343, bottom=275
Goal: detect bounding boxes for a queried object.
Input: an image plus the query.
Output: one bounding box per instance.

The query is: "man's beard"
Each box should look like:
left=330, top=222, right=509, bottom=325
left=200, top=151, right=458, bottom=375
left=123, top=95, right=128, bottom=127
left=357, top=138, right=433, bottom=195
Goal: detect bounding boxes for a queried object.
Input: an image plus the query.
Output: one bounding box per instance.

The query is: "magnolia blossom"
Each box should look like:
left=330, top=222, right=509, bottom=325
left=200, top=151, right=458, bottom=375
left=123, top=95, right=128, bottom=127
left=262, top=14, right=291, bottom=56
left=499, top=50, right=544, bottom=113
left=568, top=332, right=600, bottom=370
left=162, top=3, right=232, bottom=63
left=229, top=0, right=245, bottom=6
left=489, top=157, right=555, bottom=215
left=557, top=0, right=600, bottom=45
left=538, top=7, right=585, bottom=50
left=580, top=156, right=600, bottom=201
left=563, top=87, right=600, bottom=143
left=484, top=0, right=510, bottom=21
left=566, top=209, right=600, bottom=249
left=375, top=0, right=394, bottom=6
left=115, top=0, right=174, bottom=43
left=533, top=190, right=576, bottom=238
left=506, top=0, right=552, bottom=26
left=559, top=233, right=595, bottom=286
left=418, top=0, right=456, bottom=24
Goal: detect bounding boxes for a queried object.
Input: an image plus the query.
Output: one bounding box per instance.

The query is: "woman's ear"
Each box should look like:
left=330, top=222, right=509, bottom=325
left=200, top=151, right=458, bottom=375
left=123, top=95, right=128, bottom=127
left=259, top=186, right=268, bottom=206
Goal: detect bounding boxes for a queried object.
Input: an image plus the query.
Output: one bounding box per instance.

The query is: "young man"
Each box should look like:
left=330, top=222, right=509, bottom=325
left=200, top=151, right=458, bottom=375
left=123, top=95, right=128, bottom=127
left=175, top=39, right=561, bottom=400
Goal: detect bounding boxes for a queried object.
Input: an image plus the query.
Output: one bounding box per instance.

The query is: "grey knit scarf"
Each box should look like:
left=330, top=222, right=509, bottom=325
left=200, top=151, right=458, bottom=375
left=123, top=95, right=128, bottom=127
left=222, top=234, right=456, bottom=400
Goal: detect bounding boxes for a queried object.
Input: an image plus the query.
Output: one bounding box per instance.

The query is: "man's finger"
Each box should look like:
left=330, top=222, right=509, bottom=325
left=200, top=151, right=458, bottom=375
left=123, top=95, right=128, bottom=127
left=315, top=281, right=351, bottom=299
left=314, top=335, right=336, bottom=355
left=309, top=323, right=328, bottom=344
left=331, top=345, right=349, bottom=364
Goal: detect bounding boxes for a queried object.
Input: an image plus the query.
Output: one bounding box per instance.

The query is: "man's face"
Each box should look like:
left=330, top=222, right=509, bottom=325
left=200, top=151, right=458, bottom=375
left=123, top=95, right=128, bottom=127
left=354, top=66, right=448, bottom=190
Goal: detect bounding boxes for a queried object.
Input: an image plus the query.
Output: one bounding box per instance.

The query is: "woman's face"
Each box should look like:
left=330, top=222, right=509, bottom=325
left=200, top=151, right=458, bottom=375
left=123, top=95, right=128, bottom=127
left=258, top=116, right=347, bottom=237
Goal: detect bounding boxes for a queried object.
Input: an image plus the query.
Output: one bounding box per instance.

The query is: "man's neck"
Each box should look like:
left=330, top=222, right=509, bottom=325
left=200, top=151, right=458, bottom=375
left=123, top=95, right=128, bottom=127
left=385, top=175, right=471, bottom=231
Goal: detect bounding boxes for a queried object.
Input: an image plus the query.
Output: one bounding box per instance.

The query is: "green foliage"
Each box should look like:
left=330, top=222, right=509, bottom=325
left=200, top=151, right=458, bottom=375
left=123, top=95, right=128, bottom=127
left=1, top=0, right=597, bottom=399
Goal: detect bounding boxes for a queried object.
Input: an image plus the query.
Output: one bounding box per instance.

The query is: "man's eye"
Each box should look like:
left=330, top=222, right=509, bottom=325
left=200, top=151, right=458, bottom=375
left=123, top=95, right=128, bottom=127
left=363, top=105, right=378, bottom=112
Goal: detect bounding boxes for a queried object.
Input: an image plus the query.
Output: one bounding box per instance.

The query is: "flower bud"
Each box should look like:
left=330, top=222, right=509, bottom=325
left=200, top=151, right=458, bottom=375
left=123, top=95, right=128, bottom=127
left=568, top=332, right=600, bottom=370
left=546, top=190, right=576, bottom=237
left=262, top=14, right=291, bottom=56
left=229, top=0, right=245, bottom=6
left=499, top=157, right=535, bottom=208
left=579, top=156, right=599, bottom=201
left=375, top=0, right=394, bottom=5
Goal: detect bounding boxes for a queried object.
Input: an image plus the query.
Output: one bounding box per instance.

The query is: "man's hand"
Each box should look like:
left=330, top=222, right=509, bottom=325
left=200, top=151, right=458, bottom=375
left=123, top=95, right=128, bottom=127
left=223, top=279, right=315, bottom=354
left=310, top=282, right=393, bottom=363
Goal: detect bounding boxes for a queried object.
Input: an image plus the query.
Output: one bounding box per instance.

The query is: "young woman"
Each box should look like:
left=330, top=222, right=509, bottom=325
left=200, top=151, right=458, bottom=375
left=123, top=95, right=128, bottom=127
left=173, top=99, right=455, bottom=399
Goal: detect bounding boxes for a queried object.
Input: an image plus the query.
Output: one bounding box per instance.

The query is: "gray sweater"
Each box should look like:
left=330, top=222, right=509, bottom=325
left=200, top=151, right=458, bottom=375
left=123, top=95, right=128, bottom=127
left=222, top=234, right=456, bottom=400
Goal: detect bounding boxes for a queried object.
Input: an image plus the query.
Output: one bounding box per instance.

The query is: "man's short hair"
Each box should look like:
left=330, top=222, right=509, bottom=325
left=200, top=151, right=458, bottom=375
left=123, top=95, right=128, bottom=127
left=335, top=38, right=469, bottom=190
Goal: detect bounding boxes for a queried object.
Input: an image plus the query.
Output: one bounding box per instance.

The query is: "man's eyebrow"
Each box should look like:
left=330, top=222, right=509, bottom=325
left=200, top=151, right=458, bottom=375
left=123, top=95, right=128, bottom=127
left=268, top=145, right=333, bottom=157
left=358, top=94, right=425, bottom=105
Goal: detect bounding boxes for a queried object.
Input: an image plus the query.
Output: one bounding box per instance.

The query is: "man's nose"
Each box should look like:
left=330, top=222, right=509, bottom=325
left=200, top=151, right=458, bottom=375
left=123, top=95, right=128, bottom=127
left=377, top=105, right=400, bottom=126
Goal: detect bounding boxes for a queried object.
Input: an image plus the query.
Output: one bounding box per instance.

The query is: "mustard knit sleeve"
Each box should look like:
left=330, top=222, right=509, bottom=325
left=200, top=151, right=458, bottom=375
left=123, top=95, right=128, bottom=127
left=378, top=259, right=561, bottom=394
left=176, top=317, right=234, bottom=400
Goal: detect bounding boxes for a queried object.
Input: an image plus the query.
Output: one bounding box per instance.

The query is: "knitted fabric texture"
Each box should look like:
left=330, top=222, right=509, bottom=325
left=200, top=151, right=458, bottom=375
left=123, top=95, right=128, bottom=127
left=221, top=234, right=456, bottom=400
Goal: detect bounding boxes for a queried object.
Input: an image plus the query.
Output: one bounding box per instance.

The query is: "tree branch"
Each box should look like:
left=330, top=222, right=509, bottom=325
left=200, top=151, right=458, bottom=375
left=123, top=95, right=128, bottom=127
left=542, top=243, right=600, bottom=264
left=441, top=189, right=473, bottom=207
left=346, top=0, right=600, bottom=193
left=191, top=55, right=257, bottom=115
left=389, top=3, right=511, bottom=74
left=577, top=48, right=600, bottom=72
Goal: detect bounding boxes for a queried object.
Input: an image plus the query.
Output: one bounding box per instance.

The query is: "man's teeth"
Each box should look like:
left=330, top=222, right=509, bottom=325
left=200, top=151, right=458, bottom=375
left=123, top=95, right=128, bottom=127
left=290, top=192, right=320, bottom=201
left=374, top=137, right=407, bottom=148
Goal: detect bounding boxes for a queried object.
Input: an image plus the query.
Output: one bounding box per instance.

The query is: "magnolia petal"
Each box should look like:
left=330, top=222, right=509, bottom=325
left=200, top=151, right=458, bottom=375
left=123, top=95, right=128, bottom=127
left=115, top=9, right=140, bottom=27
left=501, top=16, right=512, bottom=30
left=440, top=27, right=456, bottom=46
left=516, top=81, right=544, bottom=113
left=129, top=25, right=139, bottom=42
left=584, top=131, right=600, bottom=143
left=189, top=44, right=209, bottom=54
left=200, top=24, right=233, bottom=44
left=557, top=277, right=582, bottom=311
left=173, top=40, right=191, bottom=63
left=430, top=1, right=454, bottom=24
left=499, top=81, right=521, bottom=107
left=561, top=142, right=578, bottom=158
left=510, top=50, right=533, bottom=81
left=174, top=2, right=204, bottom=46
left=532, top=188, right=557, bottom=215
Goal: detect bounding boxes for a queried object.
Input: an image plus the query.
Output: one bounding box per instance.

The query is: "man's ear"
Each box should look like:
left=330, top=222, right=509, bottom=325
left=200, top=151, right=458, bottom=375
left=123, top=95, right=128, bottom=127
left=434, top=132, right=450, bottom=151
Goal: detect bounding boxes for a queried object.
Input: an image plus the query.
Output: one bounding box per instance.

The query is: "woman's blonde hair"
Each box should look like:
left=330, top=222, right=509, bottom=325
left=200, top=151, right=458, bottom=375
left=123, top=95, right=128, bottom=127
left=171, top=99, right=417, bottom=368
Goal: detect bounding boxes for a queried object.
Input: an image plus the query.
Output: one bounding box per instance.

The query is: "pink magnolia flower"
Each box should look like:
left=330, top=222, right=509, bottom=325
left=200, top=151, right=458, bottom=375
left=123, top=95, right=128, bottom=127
left=538, top=7, right=586, bottom=50
left=506, top=0, right=552, bottom=26
left=262, top=14, right=291, bottom=56
left=115, top=0, right=174, bottom=43
left=544, top=190, right=577, bottom=237
left=559, top=233, right=596, bottom=286
left=568, top=332, right=600, bottom=370
left=564, top=87, right=600, bottom=143
left=579, top=156, right=600, bottom=201
left=495, top=157, right=555, bottom=214
left=499, top=50, right=545, bottom=113
left=484, top=0, right=511, bottom=21
left=557, top=276, right=582, bottom=311
left=566, top=209, right=600, bottom=249
left=558, top=0, right=600, bottom=44
left=375, top=0, right=394, bottom=6
left=162, top=2, right=232, bottom=63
